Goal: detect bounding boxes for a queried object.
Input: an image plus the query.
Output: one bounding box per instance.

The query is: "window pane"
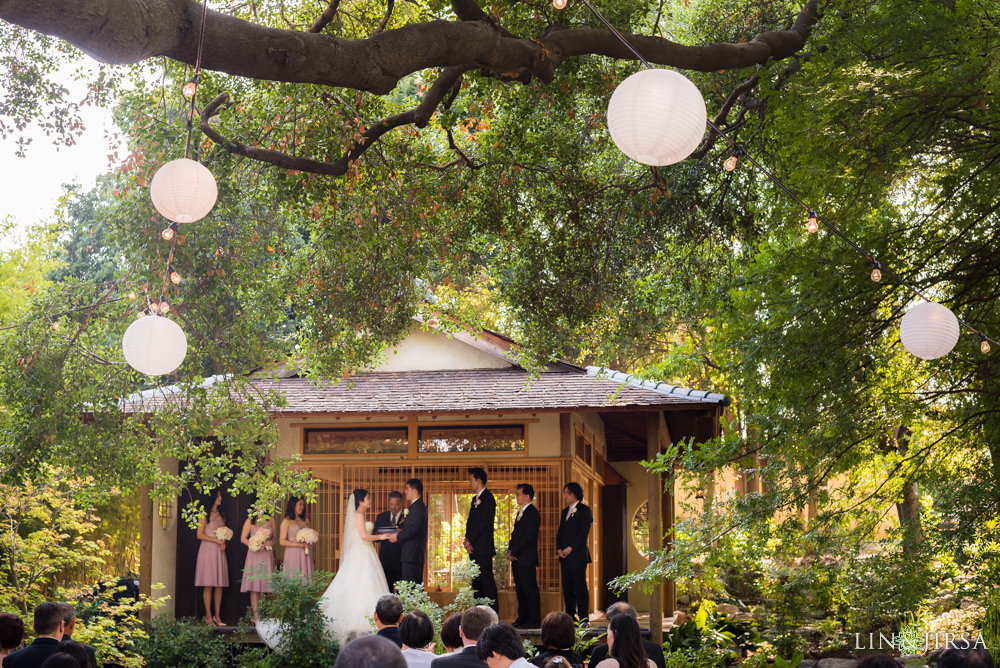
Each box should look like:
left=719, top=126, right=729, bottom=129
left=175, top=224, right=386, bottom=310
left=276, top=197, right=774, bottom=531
left=418, top=426, right=525, bottom=453
left=304, top=427, right=408, bottom=454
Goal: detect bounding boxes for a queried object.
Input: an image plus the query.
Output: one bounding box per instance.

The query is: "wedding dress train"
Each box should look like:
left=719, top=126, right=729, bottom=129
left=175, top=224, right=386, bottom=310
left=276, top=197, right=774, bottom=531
left=318, top=497, right=390, bottom=644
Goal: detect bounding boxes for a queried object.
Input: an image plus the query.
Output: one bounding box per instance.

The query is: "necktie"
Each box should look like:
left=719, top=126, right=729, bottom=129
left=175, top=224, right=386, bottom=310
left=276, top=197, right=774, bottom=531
left=391, top=513, right=397, bottom=527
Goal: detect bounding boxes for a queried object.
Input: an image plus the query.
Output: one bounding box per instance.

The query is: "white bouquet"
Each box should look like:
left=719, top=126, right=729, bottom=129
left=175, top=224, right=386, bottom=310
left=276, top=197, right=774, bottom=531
left=215, top=526, right=234, bottom=541
left=248, top=527, right=271, bottom=552
left=296, top=527, right=320, bottom=554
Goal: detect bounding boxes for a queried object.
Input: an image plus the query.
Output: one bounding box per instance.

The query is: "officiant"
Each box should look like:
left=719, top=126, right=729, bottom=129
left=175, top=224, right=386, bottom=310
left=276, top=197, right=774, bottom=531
left=464, top=467, right=499, bottom=612
left=374, top=491, right=405, bottom=592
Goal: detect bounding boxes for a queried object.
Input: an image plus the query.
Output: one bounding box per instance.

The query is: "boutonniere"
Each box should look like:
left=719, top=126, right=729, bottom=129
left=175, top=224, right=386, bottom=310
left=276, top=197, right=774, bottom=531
left=569, top=507, right=578, bottom=517
left=474, top=498, right=481, bottom=508
left=402, top=508, right=409, bottom=517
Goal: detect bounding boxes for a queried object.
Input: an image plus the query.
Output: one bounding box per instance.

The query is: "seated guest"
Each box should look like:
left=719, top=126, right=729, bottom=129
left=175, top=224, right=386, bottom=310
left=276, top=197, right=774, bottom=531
left=938, top=640, right=995, bottom=668
left=399, top=611, right=436, bottom=668
left=53, top=643, right=90, bottom=668
left=38, top=655, right=80, bottom=668
left=476, top=623, right=532, bottom=668
left=375, top=594, right=405, bottom=648
left=430, top=607, right=492, bottom=668
left=333, top=635, right=407, bottom=668
left=56, top=605, right=96, bottom=668
left=440, top=613, right=464, bottom=654
left=0, top=613, right=26, bottom=660
left=530, top=612, right=584, bottom=668
left=2, top=602, right=65, bottom=668
left=587, top=603, right=664, bottom=668
left=594, top=616, right=654, bottom=668
left=477, top=606, right=499, bottom=627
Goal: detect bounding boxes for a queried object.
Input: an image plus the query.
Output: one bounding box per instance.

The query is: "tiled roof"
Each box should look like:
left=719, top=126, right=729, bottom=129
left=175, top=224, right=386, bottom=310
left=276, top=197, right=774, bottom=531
left=120, top=367, right=728, bottom=414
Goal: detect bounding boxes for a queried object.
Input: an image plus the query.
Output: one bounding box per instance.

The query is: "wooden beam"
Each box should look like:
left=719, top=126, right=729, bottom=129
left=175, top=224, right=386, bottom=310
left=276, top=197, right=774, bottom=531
left=139, top=485, right=153, bottom=621
left=660, top=413, right=676, bottom=618
left=646, top=412, right=663, bottom=643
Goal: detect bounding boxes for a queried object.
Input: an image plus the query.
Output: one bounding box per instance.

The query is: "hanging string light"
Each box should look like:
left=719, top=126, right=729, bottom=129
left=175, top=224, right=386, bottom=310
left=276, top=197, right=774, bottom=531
left=169, top=265, right=182, bottom=284
left=161, top=222, right=179, bottom=241
left=182, top=74, right=199, bottom=99
left=570, top=0, right=996, bottom=360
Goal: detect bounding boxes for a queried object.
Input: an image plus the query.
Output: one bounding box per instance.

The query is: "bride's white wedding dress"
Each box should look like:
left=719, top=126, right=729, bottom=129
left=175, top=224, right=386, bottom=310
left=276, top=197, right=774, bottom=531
left=319, top=497, right=390, bottom=644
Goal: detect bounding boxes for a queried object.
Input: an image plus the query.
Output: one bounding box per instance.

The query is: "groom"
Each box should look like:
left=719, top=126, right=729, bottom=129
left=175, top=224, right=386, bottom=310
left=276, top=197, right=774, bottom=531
left=388, top=478, right=427, bottom=585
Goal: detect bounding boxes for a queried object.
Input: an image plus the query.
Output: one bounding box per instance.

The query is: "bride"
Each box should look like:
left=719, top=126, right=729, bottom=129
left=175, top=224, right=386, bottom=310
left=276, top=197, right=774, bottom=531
left=319, top=488, right=391, bottom=643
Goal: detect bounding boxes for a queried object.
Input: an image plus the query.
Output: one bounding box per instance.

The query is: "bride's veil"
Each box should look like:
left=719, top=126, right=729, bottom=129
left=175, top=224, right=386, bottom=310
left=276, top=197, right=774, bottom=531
left=341, top=491, right=361, bottom=558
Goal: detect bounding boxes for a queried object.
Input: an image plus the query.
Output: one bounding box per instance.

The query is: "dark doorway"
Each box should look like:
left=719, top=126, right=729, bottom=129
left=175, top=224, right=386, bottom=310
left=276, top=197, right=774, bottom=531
left=601, top=483, right=628, bottom=610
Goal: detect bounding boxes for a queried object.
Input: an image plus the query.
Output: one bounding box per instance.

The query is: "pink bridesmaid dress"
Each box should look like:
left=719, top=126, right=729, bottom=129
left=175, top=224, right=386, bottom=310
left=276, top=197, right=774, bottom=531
left=241, top=524, right=275, bottom=593
left=195, top=518, right=229, bottom=587
left=281, top=521, right=314, bottom=577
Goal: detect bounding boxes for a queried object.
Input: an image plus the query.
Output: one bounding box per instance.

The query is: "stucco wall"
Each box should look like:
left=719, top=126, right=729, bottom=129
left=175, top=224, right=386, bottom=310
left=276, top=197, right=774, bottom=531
left=373, top=326, right=511, bottom=371
left=150, top=458, right=178, bottom=619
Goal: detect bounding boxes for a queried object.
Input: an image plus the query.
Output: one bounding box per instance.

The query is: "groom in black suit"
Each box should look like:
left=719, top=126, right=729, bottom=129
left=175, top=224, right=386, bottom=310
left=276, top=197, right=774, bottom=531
left=507, top=482, right=541, bottom=628
left=464, top=467, right=498, bottom=612
left=388, top=478, right=427, bottom=585
left=374, top=490, right=405, bottom=592
left=556, top=481, right=593, bottom=622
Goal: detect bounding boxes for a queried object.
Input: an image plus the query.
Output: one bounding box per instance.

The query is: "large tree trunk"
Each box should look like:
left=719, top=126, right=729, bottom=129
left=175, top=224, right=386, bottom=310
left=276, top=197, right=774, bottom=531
left=893, top=426, right=923, bottom=553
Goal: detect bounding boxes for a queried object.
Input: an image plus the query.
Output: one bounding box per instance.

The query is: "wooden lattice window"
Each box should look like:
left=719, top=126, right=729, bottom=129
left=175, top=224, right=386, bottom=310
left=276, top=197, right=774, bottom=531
left=304, top=427, right=408, bottom=455
left=418, top=425, right=525, bottom=453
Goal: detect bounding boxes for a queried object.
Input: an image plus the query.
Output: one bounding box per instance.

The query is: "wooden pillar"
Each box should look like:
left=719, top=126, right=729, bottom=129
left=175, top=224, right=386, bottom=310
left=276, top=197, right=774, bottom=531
left=139, top=485, right=154, bottom=621
left=646, top=412, right=663, bottom=643
left=660, top=413, right=676, bottom=618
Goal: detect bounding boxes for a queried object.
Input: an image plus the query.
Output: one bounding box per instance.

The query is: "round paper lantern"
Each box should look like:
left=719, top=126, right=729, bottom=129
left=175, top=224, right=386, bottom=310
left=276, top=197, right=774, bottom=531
left=606, top=69, right=707, bottom=166
left=899, top=300, right=960, bottom=360
left=122, top=314, right=188, bottom=376
left=150, top=158, right=218, bottom=223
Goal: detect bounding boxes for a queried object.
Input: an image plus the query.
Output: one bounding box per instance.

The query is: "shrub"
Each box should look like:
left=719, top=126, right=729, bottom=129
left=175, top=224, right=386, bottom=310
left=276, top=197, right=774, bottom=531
left=255, top=570, right=340, bottom=668
left=134, top=616, right=231, bottom=668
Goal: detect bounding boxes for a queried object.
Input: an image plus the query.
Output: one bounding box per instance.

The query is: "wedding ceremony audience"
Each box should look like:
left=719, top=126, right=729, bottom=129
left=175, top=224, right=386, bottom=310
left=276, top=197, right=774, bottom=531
left=430, top=607, right=493, bottom=668
left=52, top=642, right=91, bottom=668
left=938, top=640, right=996, bottom=668
left=476, top=623, right=531, bottom=668
left=2, top=603, right=65, bottom=668
left=587, top=603, right=664, bottom=668
left=0, top=614, right=25, bottom=662
left=375, top=594, right=405, bottom=648
left=333, top=635, right=407, bottom=668
left=399, top=610, right=436, bottom=668
left=594, top=615, right=654, bottom=668
left=440, top=613, right=464, bottom=654
left=530, top=612, right=584, bottom=668
left=56, top=605, right=96, bottom=668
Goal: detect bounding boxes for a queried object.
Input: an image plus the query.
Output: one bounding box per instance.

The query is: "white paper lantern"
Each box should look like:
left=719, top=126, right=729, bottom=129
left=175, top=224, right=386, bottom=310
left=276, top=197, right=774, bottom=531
left=150, top=158, right=218, bottom=223
left=607, top=69, right=707, bottom=166
left=899, top=300, right=960, bottom=360
left=122, top=314, right=188, bottom=376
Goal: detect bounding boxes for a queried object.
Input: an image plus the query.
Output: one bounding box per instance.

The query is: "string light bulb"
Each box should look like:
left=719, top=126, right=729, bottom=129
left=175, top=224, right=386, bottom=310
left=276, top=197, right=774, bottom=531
left=981, top=335, right=991, bottom=354
left=723, top=146, right=744, bottom=172
left=553, top=0, right=567, bottom=9
left=871, top=260, right=882, bottom=282
left=148, top=300, right=159, bottom=314
left=695, top=488, right=705, bottom=500
left=159, top=296, right=171, bottom=313
left=182, top=75, right=199, bottom=98
left=806, top=210, right=820, bottom=234
left=169, top=265, right=182, bottom=284
left=161, top=222, right=179, bottom=241
left=128, top=292, right=137, bottom=300
left=137, top=310, right=148, bottom=319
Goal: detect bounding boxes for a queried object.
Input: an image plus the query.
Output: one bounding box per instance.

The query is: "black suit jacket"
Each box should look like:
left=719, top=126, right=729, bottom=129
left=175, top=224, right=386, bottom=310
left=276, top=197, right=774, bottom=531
left=556, top=502, right=593, bottom=564
left=397, top=498, right=428, bottom=564
left=62, top=634, right=98, bottom=668
left=430, top=645, right=487, bottom=668
left=376, top=625, right=402, bottom=648
left=374, top=510, right=404, bottom=567
left=507, top=503, right=540, bottom=568
left=587, top=640, right=665, bottom=668
left=2, top=637, right=59, bottom=668
left=465, top=489, right=496, bottom=557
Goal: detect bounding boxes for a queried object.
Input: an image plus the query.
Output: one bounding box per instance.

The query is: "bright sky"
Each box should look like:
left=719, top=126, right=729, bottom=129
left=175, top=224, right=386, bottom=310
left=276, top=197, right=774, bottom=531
left=0, top=68, right=118, bottom=247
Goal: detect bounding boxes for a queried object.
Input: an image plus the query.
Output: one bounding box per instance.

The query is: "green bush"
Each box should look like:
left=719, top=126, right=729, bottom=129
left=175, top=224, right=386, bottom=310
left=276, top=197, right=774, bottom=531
left=134, top=617, right=231, bottom=668
left=664, top=601, right=763, bottom=666
left=840, top=541, right=934, bottom=633
left=253, top=570, right=340, bottom=668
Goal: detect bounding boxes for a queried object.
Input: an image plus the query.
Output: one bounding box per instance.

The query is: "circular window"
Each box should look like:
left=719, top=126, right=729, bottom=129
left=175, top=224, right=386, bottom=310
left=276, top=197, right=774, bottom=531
left=632, top=502, right=651, bottom=559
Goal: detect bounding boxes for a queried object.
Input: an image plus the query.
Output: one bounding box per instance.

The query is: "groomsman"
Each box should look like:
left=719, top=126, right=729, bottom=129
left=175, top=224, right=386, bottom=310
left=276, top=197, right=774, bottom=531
left=375, top=490, right=405, bottom=592
left=464, top=467, right=499, bottom=612
left=389, top=478, right=428, bottom=585
left=507, top=483, right=541, bottom=629
left=556, top=481, right=593, bottom=622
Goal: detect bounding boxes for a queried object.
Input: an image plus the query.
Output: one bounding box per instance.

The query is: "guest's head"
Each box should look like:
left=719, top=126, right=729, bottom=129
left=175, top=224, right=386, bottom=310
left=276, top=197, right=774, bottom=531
left=38, top=654, right=81, bottom=668
left=33, top=602, right=65, bottom=639
left=203, top=489, right=226, bottom=521
left=563, top=482, right=584, bottom=504
left=405, top=479, right=423, bottom=500
left=388, top=491, right=404, bottom=514
left=607, top=614, right=646, bottom=668
left=0, top=613, right=25, bottom=655
left=515, top=484, right=534, bottom=504
left=477, top=605, right=499, bottom=627
left=605, top=601, right=637, bottom=621
left=55, top=640, right=92, bottom=668
left=458, top=607, right=492, bottom=645
left=855, top=657, right=901, bottom=668
left=938, top=640, right=995, bottom=668
left=57, top=603, right=77, bottom=637
left=542, top=658, right=570, bottom=668
left=374, top=594, right=404, bottom=628
left=469, top=468, right=488, bottom=492
left=476, top=622, right=524, bottom=668
left=286, top=496, right=306, bottom=521
left=440, top=613, right=463, bottom=652
left=540, top=611, right=575, bottom=650
left=352, top=489, right=370, bottom=511
left=399, top=610, right=434, bottom=650
left=333, top=634, right=406, bottom=668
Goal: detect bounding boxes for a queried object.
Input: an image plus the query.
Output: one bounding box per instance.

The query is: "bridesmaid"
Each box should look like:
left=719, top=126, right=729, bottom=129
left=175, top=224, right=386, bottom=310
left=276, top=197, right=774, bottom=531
left=240, top=509, right=276, bottom=623
left=279, top=496, right=314, bottom=578
left=195, top=490, right=229, bottom=626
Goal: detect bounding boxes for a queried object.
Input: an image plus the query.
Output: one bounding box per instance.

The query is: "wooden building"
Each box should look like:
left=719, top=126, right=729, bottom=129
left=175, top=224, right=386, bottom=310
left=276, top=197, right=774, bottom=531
left=139, top=323, right=728, bottom=638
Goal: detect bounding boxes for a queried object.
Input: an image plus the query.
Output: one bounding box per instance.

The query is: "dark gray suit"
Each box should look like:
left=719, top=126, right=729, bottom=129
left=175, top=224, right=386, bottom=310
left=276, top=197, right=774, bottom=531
left=429, top=645, right=487, bottom=668
left=397, top=498, right=428, bottom=584
left=508, top=503, right=541, bottom=626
